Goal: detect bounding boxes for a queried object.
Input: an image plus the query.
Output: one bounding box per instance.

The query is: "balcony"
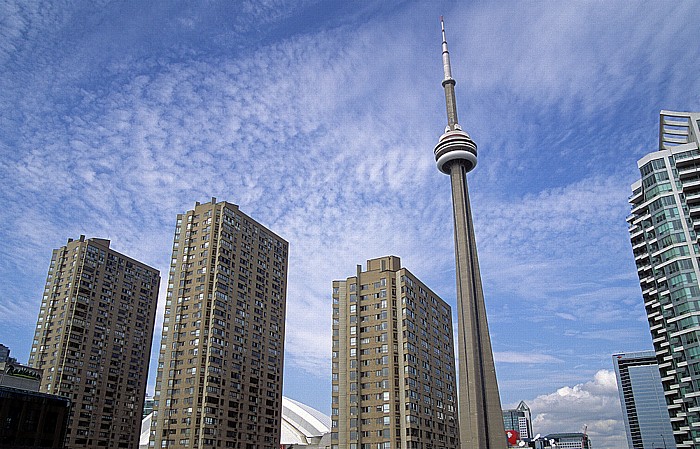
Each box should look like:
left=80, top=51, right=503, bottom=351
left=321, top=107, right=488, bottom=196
left=629, top=189, right=643, bottom=203
left=683, top=178, right=700, bottom=190
left=634, top=252, right=649, bottom=262
left=675, top=152, right=700, bottom=168
left=678, top=165, right=700, bottom=178
left=630, top=227, right=644, bottom=239
left=632, top=241, right=648, bottom=252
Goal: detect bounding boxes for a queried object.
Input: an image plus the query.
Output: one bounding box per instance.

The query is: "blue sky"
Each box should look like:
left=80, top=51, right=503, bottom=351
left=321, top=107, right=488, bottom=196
left=1, top=1, right=699, bottom=448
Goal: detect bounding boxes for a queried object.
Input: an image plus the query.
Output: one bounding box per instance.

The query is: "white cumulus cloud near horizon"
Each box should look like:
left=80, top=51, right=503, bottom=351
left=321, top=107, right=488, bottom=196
left=521, top=370, right=626, bottom=449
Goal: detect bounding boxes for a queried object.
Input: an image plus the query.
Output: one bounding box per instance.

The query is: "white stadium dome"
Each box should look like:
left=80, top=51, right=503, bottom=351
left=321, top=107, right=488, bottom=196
left=281, top=396, right=331, bottom=446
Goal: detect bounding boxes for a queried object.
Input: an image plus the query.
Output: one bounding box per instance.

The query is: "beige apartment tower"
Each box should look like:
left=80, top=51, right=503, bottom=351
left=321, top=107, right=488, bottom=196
left=29, top=236, right=160, bottom=448
left=151, top=199, right=288, bottom=449
left=331, top=256, right=459, bottom=449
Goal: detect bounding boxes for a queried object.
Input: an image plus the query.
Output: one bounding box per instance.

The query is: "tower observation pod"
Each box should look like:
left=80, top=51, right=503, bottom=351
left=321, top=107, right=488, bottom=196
left=434, top=18, right=477, bottom=174
left=434, top=17, right=507, bottom=449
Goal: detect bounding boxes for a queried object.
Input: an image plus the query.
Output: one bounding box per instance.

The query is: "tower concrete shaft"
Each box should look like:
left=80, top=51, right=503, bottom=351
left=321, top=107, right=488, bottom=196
left=434, top=18, right=506, bottom=449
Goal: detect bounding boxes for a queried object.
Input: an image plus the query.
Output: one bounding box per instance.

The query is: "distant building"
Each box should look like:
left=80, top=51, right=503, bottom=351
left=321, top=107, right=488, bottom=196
left=29, top=236, right=160, bottom=449
left=143, top=397, right=154, bottom=418
left=0, top=344, right=42, bottom=391
left=613, top=351, right=675, bottom=449
left=531, top=433, right=591, bottom=449
left=332, top=256, right=460, bottom=449
left=503, top=401, right=533, bottom=445
left=627, top=111, right=700, bottom=448
left=140, top=397, right=155, bottom=448
left=0, top=385, right=70, bottom=448
left=151, top=199, right=288, bottom=449
left=0, top=344, right=11, bottom=363
left=140, top=412, right=152, bottom=449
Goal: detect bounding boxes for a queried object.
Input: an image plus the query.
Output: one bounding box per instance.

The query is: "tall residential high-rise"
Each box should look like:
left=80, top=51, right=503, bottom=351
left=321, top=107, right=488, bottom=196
left=433, top=18, right=506, bottom=449
left=502, top=401, right=533, bottom=445
left=29, top=236, right=160, bottom=448
left=613, top=351, right=675, bottom=449
left=628, top=111, right=700, bottom=448
left=151, top=199, right=288, bottom=449
left=331, top=256, right=460, bottom=449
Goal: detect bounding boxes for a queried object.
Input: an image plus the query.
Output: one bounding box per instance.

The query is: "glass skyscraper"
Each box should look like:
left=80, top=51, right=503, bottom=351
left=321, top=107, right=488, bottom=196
left=613, top=351, right=675, bottom=449
left=502, top=401, right=533, bottom=445
left=628, top=111, right=700, bottom=448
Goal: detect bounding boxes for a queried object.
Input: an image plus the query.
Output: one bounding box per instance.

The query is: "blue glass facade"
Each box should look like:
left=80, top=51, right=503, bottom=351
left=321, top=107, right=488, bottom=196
left=614, top=351, right=675, bottom=449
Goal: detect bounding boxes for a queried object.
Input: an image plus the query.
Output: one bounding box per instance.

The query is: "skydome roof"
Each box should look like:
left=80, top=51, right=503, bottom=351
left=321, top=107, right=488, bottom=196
left=281, top=396, right=331, bottom=445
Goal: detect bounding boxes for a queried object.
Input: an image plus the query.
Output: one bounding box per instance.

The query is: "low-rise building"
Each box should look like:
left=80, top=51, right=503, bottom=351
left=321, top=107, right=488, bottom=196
left=0, top=386, right=70, bottom=448
left=0, top=345, right=42, bottom=391
left=531, top=433, right=591, bottom=449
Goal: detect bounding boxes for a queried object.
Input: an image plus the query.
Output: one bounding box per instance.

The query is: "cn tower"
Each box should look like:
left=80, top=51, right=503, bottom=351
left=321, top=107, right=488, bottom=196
left=434, top=18, right=507, bottom=449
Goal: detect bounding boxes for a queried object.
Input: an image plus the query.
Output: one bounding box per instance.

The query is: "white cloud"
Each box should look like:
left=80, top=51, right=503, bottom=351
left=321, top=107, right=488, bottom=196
left=525, top=370, right=627, bottom=449
left=474, top=175, right=642, bottom=325
left=495, top=351, right=563, bottom=364
left=555, top=312, right=577, bottom=321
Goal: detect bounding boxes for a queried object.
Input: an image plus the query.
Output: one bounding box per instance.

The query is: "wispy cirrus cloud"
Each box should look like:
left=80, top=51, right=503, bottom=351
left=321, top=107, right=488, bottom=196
left=495, top=352, right=563, bottom=364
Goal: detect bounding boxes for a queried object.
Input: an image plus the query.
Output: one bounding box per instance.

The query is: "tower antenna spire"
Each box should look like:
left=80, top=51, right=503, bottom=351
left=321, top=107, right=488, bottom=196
left=441, top=16, right=453, bottom=82
left=439, top=17, right=459, bottom=130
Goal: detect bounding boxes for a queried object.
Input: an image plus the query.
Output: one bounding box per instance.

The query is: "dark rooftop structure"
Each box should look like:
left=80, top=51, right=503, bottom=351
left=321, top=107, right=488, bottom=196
left=0, top=386, right=70, bottom=448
